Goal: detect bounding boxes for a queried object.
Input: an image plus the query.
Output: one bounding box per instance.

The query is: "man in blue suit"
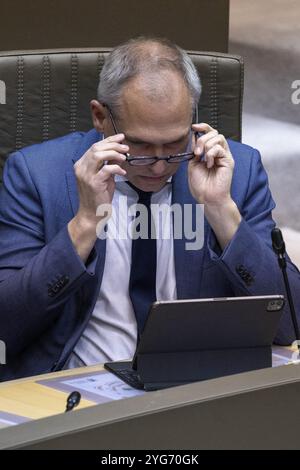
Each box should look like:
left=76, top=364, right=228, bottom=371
left=0, top=37, right=300, bottom=381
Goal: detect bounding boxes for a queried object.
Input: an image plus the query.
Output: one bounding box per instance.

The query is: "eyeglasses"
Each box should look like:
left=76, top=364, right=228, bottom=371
left=106, top=106, right=198, bottom=166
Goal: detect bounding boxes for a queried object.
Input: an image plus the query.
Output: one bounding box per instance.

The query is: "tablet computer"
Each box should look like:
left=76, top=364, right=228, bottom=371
left=105, top=295, right=284, bottom=391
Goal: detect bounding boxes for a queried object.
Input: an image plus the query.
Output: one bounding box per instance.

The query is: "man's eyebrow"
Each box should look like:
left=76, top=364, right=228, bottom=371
left=124, top=131, right=190, bottom=145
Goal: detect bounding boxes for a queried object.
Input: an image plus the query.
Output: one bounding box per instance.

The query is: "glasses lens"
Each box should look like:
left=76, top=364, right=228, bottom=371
left=168, top=153, right=194, bottom=163
left=129, top=157, right=156, bottom=166
left=128, top=151, right=195, bottom=166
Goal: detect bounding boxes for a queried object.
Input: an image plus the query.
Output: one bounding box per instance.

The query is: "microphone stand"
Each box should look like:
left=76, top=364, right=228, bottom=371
left=271, top=227, right=300, bottom=352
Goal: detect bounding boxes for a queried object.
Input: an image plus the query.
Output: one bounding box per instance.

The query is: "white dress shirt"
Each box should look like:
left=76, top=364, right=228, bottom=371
left=66, top=177, right=177, bottom=368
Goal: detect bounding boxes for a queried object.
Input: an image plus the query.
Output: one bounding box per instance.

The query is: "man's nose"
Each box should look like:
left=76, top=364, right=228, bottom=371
left=150, top=159, right=168, bottom=175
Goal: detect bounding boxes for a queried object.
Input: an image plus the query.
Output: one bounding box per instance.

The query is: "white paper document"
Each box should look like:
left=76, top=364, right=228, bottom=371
left=62, top=373, right=145, bottom=400
left=38, top=370, right=145, bottom=404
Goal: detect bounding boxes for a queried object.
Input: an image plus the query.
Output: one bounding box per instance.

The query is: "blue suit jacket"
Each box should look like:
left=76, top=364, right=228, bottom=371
left=0, top=129, right=299, bottom=380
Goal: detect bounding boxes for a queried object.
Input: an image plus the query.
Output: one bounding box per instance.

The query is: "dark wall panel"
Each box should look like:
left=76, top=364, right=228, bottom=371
left=0, top=0, right=229, bottom=52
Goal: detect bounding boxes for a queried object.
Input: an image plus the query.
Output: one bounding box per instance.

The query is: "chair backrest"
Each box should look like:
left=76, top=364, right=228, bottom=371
left=0, top=48, right=244, bottom=183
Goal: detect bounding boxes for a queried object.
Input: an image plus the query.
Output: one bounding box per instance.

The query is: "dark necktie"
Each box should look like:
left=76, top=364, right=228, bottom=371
left=128, top=183, right=157, bottom=336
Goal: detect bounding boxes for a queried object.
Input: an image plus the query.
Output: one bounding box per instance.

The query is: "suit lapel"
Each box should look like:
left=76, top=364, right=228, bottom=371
left=172, top=162, right=207, bottom=299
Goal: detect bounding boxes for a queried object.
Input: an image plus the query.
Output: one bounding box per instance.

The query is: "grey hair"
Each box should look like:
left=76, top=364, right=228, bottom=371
left=97, top=36, right=201, bottom=116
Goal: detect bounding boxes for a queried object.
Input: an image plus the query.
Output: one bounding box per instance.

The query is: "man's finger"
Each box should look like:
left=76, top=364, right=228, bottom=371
left=103, top=133, right=126, bottom=143
left=203, top=134, right=227, bottom=153
left=194, top=130, right=218, bottom=156
left=98, top=164, right=127, bottom=178
left=205, top=145, right=228, bottom=169
left=94, top=150, right=126, bottom=162
left=91, top=140, right=129, bottom=154
left=192, top=122, right=215, bottom=134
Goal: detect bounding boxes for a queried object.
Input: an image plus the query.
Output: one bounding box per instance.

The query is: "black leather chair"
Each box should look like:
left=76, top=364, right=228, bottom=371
left=0, top=48, right=244, bottom=183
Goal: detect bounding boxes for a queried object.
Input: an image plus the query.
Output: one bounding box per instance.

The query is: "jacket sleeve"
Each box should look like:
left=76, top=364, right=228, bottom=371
left=0, top=151, right=100, bottom=356
left=207, top=148, right=300, bottom=345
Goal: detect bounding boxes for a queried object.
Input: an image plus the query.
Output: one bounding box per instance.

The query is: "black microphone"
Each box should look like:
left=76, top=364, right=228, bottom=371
left=271, top=227, right=300, bottom=349
left=65, top=391, right=81, bottom=412
left=272, top=228, right=286, bottom=265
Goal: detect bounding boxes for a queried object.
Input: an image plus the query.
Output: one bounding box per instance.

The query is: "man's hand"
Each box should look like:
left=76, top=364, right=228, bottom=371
left=188, top=123, right=234, bottom=205
left=74, top=133, right=128, bottom=224
left=188, top=123, right=241, bottom=250
left=68, top=134, right=128, bottom=262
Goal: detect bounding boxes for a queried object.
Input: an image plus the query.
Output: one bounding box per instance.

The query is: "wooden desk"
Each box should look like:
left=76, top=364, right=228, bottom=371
left=0, top=345, right=296, bottom=422
left=0, top=363, right=107, bottom=421
left=0, top=348, right=300, bottom=449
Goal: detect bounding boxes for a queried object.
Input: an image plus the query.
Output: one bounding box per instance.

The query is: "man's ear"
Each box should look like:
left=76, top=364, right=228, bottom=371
left=90, top=100, right=108, bottom=133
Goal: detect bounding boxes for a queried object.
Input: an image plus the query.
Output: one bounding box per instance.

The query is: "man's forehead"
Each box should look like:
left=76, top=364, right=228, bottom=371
left=121, top=70, right=191, bottom=105
left=116, top=104, right=192, bottom=146
left=111, top=71, right=193, bottom=144
left=118, top=83, right=192, bottom=130
left=123, top=127, right=191, bottom=146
